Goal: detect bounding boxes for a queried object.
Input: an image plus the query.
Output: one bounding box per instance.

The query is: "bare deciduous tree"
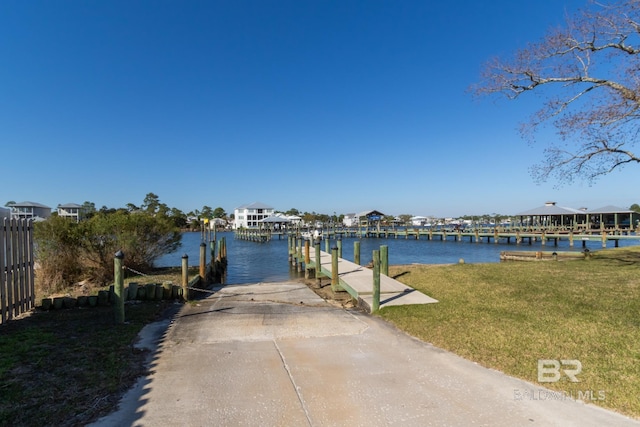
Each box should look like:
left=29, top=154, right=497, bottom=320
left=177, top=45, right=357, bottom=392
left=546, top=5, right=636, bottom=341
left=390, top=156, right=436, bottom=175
left=473, top=0, right=640, bottom=184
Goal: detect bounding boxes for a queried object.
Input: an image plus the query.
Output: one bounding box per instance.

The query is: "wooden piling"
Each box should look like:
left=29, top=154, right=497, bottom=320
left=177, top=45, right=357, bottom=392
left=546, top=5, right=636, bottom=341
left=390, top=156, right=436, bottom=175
left=114, top=250, right=125, bottom=324
left=331, top=245, right=339, bottom=293
left=380, top=245, right=388, bottom=277
left=314, top=241, right=321, bottom=285
left=181, top=254, right=189, bottom=302
left=199, top=242, right=206, bottom=280
left=304, top=239, right=310, bottom=264
left=354, top=240, right=360, bottom=266
left=372, top=249, right=380, bottom=312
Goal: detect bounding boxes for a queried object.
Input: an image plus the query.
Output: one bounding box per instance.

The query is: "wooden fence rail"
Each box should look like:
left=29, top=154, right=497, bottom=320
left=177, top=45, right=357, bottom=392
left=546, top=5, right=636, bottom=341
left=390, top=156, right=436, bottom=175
left=1, top=218, right=35, bottom=324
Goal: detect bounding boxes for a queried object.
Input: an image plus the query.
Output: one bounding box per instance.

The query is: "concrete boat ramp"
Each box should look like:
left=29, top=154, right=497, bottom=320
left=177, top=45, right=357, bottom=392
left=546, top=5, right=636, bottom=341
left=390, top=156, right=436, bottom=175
left=91, top=281, right=640, bottom=427
left=305, top=249, right=438, bottom=311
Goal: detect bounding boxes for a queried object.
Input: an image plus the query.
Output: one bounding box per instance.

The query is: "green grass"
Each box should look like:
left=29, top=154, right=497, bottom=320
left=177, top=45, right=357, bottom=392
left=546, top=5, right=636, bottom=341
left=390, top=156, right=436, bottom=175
left=0, top=268, right=187, bottom=427
left=383, top=247, right=640, bottom=418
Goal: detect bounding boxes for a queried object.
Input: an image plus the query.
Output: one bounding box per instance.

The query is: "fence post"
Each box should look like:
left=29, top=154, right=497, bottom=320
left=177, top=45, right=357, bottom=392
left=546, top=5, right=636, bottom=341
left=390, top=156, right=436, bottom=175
left=354, top=240, right=360, bottom=265
left=114, top=250, right=125, bottom=324
left=182, top=254, right=189, bottom=301
left=331, top=245, right=339, bottom=292
left=380, top=245, right=388, bottom=276
left=372, top=249, right=380, bottom=312
left=199, top=242, right=206, bottom=280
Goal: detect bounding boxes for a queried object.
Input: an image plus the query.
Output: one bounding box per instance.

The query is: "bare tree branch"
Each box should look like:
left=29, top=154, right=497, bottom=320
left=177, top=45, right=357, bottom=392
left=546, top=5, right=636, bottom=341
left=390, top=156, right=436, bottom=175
left=473, top=0, right=640, bottom=184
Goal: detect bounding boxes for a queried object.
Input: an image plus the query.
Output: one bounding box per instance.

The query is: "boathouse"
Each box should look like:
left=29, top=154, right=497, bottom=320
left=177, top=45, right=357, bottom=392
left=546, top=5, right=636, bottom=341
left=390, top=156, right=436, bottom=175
left=515, top=202, right=585, bottom=230
left=515, top=202, right=638, bottom=231
left=587, top=205, right=638, bottom=230
left=258, top=215, right=290, bottom=232
left=357, top=210, right=385, bottom=231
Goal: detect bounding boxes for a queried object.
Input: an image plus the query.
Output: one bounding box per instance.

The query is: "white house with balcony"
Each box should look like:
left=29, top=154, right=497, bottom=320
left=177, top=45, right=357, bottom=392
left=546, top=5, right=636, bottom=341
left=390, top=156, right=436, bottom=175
left=57, top=203, right=84, bottom=222
left=9, top=201, right=51, bottom=221
left=233, top=202, right=275, bottom=229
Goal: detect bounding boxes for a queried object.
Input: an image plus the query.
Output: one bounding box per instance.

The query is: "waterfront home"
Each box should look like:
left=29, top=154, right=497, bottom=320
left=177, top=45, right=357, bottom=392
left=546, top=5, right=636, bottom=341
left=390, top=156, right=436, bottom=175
left=342, top=213, right=357, bottom=227
left=8, top=201, right=51, bottom=221
left=0, top=207, right=9, bottom=219
left=233, top=202, right=275, bottom=229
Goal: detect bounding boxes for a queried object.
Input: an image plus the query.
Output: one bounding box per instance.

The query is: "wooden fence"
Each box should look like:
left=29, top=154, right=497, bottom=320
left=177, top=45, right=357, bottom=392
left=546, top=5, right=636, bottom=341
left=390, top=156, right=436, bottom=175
left=1, top=218, right=35, bottom=324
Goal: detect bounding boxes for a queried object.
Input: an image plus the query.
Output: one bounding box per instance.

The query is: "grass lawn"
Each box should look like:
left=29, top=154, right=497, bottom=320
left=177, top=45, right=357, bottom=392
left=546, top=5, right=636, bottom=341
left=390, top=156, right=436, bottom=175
left=383, top=247, right=640, bottom=419
left=0, top=267, right=191, bottom=427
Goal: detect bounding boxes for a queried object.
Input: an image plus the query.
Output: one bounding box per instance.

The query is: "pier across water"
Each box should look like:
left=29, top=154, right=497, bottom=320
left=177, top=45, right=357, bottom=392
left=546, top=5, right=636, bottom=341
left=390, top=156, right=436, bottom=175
left=238, top=225, right=640, bottom=248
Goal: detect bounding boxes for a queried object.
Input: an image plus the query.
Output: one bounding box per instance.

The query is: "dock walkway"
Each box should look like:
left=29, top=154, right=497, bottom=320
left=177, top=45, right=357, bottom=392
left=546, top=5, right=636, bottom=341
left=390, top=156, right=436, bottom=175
left=305, top=250, right=438, bottom=311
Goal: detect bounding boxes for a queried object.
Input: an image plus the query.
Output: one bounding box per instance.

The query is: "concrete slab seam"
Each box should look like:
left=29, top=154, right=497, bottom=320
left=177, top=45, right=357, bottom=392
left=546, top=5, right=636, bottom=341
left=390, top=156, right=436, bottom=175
left=273, top=339, right=313, bottom=427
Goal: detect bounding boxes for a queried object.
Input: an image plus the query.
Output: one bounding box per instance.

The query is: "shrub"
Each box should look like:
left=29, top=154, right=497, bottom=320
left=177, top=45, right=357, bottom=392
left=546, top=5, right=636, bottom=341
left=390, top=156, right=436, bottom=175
left=34, top=216, right=84, bottom=295
left=34, top=211, right=182, bottom=291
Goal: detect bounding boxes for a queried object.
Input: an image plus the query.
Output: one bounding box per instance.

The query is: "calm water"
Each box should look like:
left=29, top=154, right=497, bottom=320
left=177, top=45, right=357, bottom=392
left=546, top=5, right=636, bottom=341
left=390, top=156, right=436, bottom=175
left=157, top=231, right=640, bottom=284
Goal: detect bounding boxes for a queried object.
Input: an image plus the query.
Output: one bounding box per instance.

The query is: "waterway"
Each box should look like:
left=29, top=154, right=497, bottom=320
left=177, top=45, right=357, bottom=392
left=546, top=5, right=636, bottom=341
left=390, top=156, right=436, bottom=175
left=156, top=231, right=640, bottom=285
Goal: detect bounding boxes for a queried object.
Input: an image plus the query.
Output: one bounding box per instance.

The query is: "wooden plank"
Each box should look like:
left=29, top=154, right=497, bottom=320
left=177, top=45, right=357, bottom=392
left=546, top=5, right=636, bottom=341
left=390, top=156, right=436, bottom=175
left=27, top=220, right=35, bottom=310
left=0, top=219, right=7, bottom=324
left=10, top=218, right=18, bottom=318
left=17, top=219, right=26, bottom=313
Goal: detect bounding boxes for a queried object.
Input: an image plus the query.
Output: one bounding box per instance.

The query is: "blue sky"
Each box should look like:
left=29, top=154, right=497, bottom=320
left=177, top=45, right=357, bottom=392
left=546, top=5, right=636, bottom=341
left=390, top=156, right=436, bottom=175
left=2, top=0, right=637, bottom=218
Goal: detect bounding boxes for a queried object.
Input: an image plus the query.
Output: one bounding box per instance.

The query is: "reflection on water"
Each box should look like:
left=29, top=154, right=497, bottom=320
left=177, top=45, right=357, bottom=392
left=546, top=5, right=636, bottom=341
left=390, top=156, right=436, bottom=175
left=157, top=231, right=640, bottom=285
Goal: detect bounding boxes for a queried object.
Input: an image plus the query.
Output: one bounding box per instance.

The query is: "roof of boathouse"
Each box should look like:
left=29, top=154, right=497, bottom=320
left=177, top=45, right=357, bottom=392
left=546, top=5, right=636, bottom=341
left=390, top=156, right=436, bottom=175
left=259, top=216, right=291, bottom=223
left=515, top=202, right=584, bottom=216
left=357, top=210, right=385, bottom=218
left=587, top=205, right=636, bottom=214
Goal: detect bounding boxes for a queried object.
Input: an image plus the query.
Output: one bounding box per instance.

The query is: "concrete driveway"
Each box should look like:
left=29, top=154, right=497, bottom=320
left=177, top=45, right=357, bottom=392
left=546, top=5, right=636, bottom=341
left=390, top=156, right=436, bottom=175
left=92, top=281, right=640, bottom=426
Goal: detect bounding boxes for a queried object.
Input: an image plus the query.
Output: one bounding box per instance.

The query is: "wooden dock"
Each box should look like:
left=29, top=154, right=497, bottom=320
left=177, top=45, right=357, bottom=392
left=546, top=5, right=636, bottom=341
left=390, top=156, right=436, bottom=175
left=291, top=245, right=438, bottom=312
left=237, top=226, right=640, bottom=248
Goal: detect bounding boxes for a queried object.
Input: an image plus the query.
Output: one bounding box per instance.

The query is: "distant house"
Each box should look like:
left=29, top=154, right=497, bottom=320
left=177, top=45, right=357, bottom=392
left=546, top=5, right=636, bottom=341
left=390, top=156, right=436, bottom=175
left=342, top=213, right=357, bottom=227
left=207, top=217, right=229, bottom=229
left=8, top=201, right=51, bottom=221
left=411, top=216, right=429, bottom=226
left=233, top=202, right=275, bottom=229
left=57, top=203, right=84, bottom=222
left=0, top=207, right=10, bottom=220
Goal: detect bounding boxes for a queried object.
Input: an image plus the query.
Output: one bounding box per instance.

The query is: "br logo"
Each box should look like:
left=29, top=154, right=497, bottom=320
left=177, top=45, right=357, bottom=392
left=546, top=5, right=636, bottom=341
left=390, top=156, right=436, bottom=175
left=537, top=359, right=582, bottom=383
